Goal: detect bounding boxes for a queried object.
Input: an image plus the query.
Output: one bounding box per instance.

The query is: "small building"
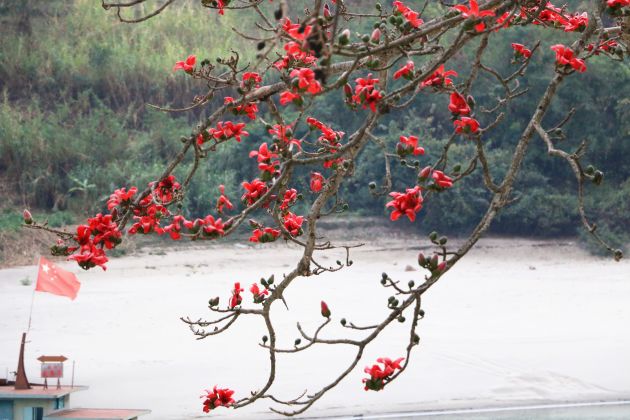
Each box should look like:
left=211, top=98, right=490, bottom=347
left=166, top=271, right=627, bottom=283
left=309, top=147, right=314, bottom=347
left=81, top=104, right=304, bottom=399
left=0, top=385, right=86, bottom=420
left=1, top=334, right=149, bottom=420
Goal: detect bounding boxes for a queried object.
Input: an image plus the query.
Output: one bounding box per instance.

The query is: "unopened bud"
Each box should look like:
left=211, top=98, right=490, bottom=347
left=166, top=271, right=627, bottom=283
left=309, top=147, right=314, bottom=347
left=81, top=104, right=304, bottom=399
left=321, top=300, right=331, bottom=318
left=370, top=28, right=381, bottom=43
left=23, top=209, right=33, bottom=225
left=339, top=29, right=351, bottom=45
left=294, top=338, right=302, bottom=346
left=340, top=318, right=347, bottom=326
left=419, top=166, right=432, bottom=180
left=437, top=261, right=447, bottom=272
left=418, top=252, right=426, bottom=266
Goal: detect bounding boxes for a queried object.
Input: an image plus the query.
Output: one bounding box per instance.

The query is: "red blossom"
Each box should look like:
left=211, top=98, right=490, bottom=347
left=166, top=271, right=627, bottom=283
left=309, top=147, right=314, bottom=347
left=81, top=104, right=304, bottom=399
left=216, top=185, right=234, bottom=214
left=420, top=65, right=457, bottom=89
left=280, top=188, right=298, bottom=210
left=511, top=43, right=532, bottom=59
left=241, top=72, right=262, bottom=90
left=392, top=1, right=424, bottom=28
left=173, top=54, right=196, bottom=73
left=397, top=135, right=425, bottom=157
left=250, top=283, right=269, bottom=303
left=550, top=44, right=586, bottom=73
left=363, top=357, right=404, bottom=391
left=107, top=187, right=137, bottom=211
left=310, top=172, right=325, bottom=192
left=208, top=121, right=249, bottom=142
left=386, top=186, right=423, bottom=222
left=431, top=170, right=454, bottom=189
left=352, top=74, right=383, bottom=112
left=224, top=97, right=258, bottom=120
left=229, top=282, right=244, bottom=309
left=282, top=212, right=304, bottom=237
left=290, top=67, right=322, bottom=95
left=454, top=116, right=480, bottom=134
left=279, top=90, right=302, bottom=106
left=452, top=0, right=495, bottom=32
left=393, top=61, right=415, bottom=80
left=249, top=227, right=281, bottom=243
left=448, top=92, right=471, bottom=116
left=201, top=386, right=235, bottom=413
left=241, top=179, right=269, bottom=206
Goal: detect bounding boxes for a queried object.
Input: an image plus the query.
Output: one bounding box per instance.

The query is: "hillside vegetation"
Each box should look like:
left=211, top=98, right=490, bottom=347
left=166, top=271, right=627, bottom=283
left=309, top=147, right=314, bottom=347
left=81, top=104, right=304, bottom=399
left=0, top=0, right=628, bottom=262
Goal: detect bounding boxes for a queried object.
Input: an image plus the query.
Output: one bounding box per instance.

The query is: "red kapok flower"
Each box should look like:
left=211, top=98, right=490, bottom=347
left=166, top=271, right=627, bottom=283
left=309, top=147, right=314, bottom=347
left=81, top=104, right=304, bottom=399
left=229, top=282, right=244, bottom=309
left=201, top=386, right=235, bottom=413
left=448, top=92, right=471, bottom=116
left=173, top=55, right=196, bottom=73
left=432, top=170, right=454, bottom=189
left=363, top=357, right=404, bottom=391
left=550, top=44, right=587, bottom=73
left=452, top=0, right=496, bottom=32
left=386, top=186, right=423, bottom=222
left=393, top=61, right=415, bottom=80
left=250, top=283, right=269, bottom=303
left=310, top=172, right=325, bottom=192
left=249, top=227, right=281, bottom=243
left=420, top=65, right=457, bottom=89
left=511, top=43, right=532, bottom=59
left=454, top=117, right=480, bottom=134
left=397, top=135, right=425, bottom=157
left=283, top=212, right=304, bottom=237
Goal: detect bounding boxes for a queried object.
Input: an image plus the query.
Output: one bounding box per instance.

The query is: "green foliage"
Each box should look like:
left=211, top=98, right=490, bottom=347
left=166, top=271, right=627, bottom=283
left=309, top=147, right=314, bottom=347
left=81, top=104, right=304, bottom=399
left=0, top=0, right=628, bottom=252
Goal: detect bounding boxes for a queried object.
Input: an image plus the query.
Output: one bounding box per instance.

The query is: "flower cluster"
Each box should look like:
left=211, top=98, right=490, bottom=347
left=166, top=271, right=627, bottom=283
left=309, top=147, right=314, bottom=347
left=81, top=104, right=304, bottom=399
left=420, top=65, right=457, bottom=89
left=392, top=1, right=423, bottom=29
left=224, top=97, right=259, bottom=120
left=67, top=213, right=122, bottom=270
left=363, top=357, right=404, bottom=391
left=551, top=44, right=586, bottom=73
left=199, top=121, right=249, bottom=144
left=201, top=386, right=235, bottom=413
left=350, top=74, right=383, bottom=112
left=397, top=135, right=425, bottom=157
left=452, top=0, right=495, bottom=32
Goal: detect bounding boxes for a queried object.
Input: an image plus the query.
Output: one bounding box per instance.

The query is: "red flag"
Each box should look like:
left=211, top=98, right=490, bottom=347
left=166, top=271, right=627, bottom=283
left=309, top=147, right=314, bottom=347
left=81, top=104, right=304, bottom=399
left=35, top=257, right=81, bottom=300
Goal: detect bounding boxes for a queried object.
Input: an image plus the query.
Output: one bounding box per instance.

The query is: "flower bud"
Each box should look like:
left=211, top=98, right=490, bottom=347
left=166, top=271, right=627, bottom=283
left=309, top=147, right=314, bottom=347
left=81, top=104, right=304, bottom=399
left=439, top=236, right=448, bottom=245
left=370, top=28, right=381, bottom=43
left=408, top=280, right=415, bottom=288
left=419, top=166, right=432, bottom=180
left=23, top=209, right=33, bottom=225
left=417, top=252, right=426, bottom=266
left=321, top=300, right=331, bottom=318
left=339, top=29, right=350, bottom=45
left=428, top=231, right=438, bottom=241
left=343, top=83, right=353, bottom=98
left=429, top=254, right=438, bottom=270
left=340, top=318, right=347, bottom=326
left=294, top=338, right=302, bottom=346
left=437, top=261, right=447, bottom=272
left=262, top=335, right=268, bottom=343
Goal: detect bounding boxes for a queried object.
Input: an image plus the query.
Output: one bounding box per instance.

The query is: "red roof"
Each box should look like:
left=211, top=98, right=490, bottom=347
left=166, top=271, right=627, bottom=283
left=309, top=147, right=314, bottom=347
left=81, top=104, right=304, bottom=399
left=44, top=408, right=151, bottom=420
left=0, top=385, right=87, bottom=399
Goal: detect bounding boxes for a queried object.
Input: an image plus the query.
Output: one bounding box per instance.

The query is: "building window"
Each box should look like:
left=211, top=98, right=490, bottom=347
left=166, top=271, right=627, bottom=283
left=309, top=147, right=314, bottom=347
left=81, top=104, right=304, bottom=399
left=23, top=407, right=43, bottom=420
left=54, top=398, right=65, bottom=410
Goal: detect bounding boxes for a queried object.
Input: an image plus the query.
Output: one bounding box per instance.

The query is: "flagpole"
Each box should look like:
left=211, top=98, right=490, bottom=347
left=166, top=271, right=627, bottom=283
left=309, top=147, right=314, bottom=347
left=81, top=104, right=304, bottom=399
left=26, top=288, right=36, bottom=333
left=27, top=256, right=40, bottom=333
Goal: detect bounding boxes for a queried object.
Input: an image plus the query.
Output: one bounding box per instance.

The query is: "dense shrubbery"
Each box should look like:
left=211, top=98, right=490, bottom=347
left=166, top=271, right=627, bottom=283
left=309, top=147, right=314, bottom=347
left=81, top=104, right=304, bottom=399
left=0, top=0, right=628, bottom=248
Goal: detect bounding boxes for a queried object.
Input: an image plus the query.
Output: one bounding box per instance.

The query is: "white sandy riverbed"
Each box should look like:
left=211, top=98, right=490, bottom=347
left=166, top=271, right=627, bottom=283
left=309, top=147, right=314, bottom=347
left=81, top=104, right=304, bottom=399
left=1, top=237, right=629, bottom=419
